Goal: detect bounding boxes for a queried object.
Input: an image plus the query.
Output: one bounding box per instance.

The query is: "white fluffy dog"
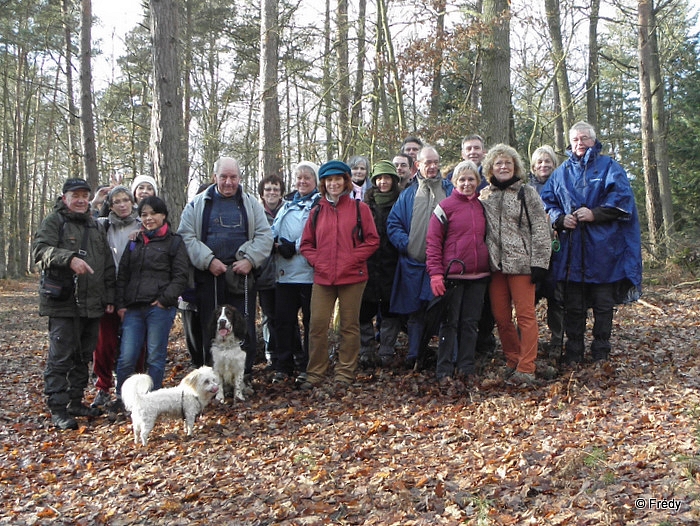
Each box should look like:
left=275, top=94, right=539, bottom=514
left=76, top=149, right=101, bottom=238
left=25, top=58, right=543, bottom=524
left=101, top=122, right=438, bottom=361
left=122, top=366, right=220, bottom=446
left=209, top=304, right=247, bottom=403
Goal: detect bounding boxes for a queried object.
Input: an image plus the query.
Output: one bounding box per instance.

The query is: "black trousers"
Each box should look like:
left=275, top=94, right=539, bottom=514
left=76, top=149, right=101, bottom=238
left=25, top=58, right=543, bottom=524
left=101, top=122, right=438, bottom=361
left=560, top=281, right=615, bottom=362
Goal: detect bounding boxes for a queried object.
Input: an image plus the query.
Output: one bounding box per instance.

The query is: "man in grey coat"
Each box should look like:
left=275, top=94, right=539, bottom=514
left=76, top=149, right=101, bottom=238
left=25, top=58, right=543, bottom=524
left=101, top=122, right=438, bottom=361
left=33, top=178, right=116, bottom=430
left=178, top=157, right=273, bottom=384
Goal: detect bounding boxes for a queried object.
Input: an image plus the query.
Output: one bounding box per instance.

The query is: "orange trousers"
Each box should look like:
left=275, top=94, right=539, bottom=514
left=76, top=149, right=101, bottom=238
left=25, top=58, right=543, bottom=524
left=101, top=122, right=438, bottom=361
left=489, top=272, right=538, bottom=374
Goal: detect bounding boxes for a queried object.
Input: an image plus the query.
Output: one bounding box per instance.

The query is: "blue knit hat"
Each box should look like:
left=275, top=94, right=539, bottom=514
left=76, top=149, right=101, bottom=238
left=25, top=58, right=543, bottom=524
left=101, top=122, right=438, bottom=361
left=318, top=160, right=351, bottom=180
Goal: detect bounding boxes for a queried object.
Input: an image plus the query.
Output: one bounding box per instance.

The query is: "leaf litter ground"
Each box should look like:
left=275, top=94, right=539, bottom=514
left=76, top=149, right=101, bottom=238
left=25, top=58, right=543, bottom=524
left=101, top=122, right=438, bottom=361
left=1, top=278, right=700, bottom=525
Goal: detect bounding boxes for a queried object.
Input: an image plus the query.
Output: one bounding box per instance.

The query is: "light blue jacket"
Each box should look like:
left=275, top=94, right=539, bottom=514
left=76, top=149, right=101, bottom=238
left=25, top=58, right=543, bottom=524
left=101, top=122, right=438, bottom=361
left=271, top=191, right=321, bottom=284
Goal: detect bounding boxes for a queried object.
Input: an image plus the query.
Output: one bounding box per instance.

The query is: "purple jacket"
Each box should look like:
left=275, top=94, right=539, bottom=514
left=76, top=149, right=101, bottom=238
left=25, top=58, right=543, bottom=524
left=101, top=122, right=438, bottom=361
left=426, top=191, right=490, bottom=279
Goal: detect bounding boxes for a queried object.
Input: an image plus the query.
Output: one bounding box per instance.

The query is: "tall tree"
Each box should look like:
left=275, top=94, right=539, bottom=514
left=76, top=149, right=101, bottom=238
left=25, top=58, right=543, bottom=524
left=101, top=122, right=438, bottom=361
left=149, top=0, right=186, bottom=227
left=481, top=0, right=511, bottom=145
left=544, top=0, right=574, bottom=144
left=648, top=1, right=673, bottom=244
left=349, top=0, right=366, bottom=156
left=429, top=0, right=446, bottom=123
left=638, top=0, right=663, bottom=255
left=79, top=0, right=98, bottom=188
left=336, top=0, right=350, bottom=159
left=61, top=0, right=81, bottom=177
left=258, top=0, right=282, bottom=176
left=586, top=0, right=601, bottom=130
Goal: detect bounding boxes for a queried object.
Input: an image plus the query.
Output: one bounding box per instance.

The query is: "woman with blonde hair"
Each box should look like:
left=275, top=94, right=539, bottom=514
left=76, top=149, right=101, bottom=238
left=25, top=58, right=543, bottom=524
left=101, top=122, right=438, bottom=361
left=479, top=144, right=552, bottom=386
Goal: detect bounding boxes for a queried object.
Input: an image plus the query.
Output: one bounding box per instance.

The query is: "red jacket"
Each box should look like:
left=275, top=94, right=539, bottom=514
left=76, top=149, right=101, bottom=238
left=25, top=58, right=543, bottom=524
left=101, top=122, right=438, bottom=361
left=300, top=193, right=379, bottom=286
left=426, top=191, right=490, bottom=279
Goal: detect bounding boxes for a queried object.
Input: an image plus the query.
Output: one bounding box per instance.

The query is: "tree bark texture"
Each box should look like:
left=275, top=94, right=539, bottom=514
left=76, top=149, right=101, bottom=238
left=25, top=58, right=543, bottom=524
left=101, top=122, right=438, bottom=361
left=149, top=0, right=186, bottom=229
left=481, top=0, right=511, bottom=145
left=79, top=0, right=98, bottom=188
left=258, top=0, right=282, bottom=176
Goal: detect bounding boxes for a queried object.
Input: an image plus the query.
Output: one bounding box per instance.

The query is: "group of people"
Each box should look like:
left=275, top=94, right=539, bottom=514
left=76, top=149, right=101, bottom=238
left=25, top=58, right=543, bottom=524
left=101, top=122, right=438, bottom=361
left=33, top=120, right=642, bottom=430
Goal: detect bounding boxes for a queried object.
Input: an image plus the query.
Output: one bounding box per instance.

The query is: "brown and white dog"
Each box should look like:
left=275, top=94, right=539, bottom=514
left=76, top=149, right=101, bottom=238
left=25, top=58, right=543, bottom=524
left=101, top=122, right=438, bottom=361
left=209, top=304, right=247, bottom=403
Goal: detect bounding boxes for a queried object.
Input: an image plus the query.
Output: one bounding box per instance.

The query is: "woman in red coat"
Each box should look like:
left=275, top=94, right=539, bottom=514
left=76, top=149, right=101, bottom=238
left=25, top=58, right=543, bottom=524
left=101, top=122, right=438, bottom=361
left=299, top=160, right=379, bottom=391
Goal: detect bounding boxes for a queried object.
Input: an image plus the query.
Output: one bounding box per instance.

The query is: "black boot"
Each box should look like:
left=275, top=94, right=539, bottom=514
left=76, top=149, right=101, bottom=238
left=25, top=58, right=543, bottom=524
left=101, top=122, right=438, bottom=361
left=51, top=411, right=78, bottom=430
left=68, top=401, right=102, bottom=417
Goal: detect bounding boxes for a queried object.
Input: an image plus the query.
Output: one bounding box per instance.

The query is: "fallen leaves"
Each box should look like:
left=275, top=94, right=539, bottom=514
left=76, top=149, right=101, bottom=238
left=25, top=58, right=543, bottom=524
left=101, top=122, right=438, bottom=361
left=2, top=280, right=700, bottom=524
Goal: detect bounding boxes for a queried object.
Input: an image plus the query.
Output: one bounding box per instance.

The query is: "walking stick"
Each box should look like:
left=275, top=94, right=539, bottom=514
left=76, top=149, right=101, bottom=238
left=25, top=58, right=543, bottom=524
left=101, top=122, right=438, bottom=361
left=560, top=207, right=576, bottom=363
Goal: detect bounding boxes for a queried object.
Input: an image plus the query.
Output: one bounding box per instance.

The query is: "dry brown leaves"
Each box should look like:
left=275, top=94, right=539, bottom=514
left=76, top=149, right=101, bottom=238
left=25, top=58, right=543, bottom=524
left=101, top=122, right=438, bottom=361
left=1, top=278, right=700, bottom=525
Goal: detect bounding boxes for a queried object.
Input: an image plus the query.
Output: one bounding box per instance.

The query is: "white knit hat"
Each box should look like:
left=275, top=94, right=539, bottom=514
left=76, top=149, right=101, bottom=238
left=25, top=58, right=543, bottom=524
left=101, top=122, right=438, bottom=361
left=130, top=175, right=158, bottom=196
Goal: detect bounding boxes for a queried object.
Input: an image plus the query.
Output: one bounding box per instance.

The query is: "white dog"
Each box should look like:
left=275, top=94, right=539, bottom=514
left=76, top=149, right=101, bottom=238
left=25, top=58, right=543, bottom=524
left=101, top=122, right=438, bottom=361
left=122, top=366, right=220, bottom=446
left=209, top=304, right=248, bottom=403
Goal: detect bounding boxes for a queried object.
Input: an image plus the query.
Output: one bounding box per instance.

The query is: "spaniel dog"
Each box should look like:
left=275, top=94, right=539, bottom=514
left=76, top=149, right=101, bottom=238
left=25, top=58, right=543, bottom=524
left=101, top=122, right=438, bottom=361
left=209, top=304, right=248, bottom=403
left=122, top=366, right=220, bottom=446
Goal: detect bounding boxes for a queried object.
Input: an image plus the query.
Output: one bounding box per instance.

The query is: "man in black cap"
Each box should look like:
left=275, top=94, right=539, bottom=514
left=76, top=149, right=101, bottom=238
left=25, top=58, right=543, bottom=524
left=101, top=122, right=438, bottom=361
left=32, top=178, right=116, bottom=430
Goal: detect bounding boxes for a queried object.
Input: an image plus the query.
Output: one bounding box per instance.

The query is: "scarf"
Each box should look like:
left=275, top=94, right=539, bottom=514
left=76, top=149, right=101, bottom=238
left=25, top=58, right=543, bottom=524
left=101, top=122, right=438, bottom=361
left=489, top=175, right=520, bottom=190
left=407, top=175, right=446, bottom=262
left=372, top=187, right=400, bottom=207
left=142, top=223, right=169, bottom=245
left=108, top=210, right=138, bottom=228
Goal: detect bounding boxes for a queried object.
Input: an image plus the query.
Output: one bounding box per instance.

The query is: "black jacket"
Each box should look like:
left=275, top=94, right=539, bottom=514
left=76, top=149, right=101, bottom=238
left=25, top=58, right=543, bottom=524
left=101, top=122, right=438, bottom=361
left=116, top=225, right=190, bottom=310
left=363, top=187, right=400, bottom=305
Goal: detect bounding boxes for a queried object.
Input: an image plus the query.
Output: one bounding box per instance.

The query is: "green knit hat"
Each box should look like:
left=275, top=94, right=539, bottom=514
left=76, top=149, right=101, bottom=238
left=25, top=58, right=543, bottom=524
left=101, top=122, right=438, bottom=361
left=370, top=160, right=399, bottom=184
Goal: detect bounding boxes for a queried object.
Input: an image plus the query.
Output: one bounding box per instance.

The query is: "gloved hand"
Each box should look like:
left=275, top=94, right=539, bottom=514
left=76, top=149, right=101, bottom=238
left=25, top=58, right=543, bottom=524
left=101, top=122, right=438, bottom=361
left=530, top=267, right=548, bottom=284
left=430, top=275, right=446, bottom=297
left=277, top=238, right=296, bottom=259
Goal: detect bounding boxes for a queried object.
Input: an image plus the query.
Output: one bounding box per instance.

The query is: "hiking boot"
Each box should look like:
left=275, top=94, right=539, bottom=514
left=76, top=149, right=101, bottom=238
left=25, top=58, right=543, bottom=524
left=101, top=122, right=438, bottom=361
left=501, top=366, right=516, bottom=380
left=51, top=411, right=78, bottom=430
left=297, top=380, right=314, bottom=391
left=68, top=401, right=102, bottom=417
left=538, top=365, right=559, bottom=380
left=242, top=374, right=255, bottom=396
left=91, top=390, right=111, bottom=408
left=105, top=398, right=125, bottom=414
left=271, top=372, right=288, bottom=384
left=506, top=371, right=537, bottom=387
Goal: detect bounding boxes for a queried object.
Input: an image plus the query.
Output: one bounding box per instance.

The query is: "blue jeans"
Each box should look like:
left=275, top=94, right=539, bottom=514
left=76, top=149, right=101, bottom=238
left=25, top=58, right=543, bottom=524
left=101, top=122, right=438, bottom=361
left=116, top=305, right=176, bottom=395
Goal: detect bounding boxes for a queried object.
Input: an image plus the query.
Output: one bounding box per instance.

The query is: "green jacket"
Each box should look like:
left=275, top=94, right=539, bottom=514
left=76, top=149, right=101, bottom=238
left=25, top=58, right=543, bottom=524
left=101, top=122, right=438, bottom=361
left=32, top=199, right=116, bottom=318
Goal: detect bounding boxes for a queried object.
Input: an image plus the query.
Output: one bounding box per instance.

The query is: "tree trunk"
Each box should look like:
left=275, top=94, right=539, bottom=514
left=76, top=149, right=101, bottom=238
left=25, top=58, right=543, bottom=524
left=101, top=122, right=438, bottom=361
left=481, top=0, right=511, bottom=145
left=544, top=0, right=574, bottom=137
left=349, top=0, right=366, bottom=156
left=149, top=0, right=186, bottom=228
left=648, top=2, right=674, bottom=246
left=336, top=0, right=350, bottom=159
left=586, top=0, right=600, bottom=130
left=377, top=0, right=404, bottom=134
left=638, top=0, right=663, bottom=256
left=258, top=0, right=282, bottom=177
left=61, top=0, right=81, bottom=178
left=323, top=0, right=333, bottom=159
left=429, top=0, right=446, bottom=123
left=79, top=0, right=98, bottom=188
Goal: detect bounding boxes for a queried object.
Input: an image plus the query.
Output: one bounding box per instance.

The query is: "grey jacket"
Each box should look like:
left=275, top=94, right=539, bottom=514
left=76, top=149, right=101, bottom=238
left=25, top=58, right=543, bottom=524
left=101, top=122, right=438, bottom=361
left=177, top=185, right=273, bottom=271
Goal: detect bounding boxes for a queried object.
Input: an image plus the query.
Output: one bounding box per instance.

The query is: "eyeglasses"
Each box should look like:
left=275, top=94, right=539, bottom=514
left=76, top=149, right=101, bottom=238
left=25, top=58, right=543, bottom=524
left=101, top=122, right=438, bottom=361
left=494, top=161, right=514, bottom=168
left=263, top=187, right=280, bottom=193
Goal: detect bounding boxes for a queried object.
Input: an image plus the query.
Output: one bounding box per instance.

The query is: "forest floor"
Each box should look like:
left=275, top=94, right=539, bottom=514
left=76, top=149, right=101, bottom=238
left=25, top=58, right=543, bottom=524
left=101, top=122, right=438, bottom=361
left=1, top=275, right=700, bottom=525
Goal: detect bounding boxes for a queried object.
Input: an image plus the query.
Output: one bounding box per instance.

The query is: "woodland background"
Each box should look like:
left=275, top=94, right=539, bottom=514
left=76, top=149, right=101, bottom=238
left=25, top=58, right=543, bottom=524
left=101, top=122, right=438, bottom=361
left=0, top=0, right=700, bottom=280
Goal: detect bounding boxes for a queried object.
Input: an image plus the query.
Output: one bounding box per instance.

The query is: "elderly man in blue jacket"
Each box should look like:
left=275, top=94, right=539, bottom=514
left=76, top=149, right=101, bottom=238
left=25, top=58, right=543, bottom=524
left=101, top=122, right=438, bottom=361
left=540, top=121, right=642, bottom=365
left=387, top=145, right=453, bottom=368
